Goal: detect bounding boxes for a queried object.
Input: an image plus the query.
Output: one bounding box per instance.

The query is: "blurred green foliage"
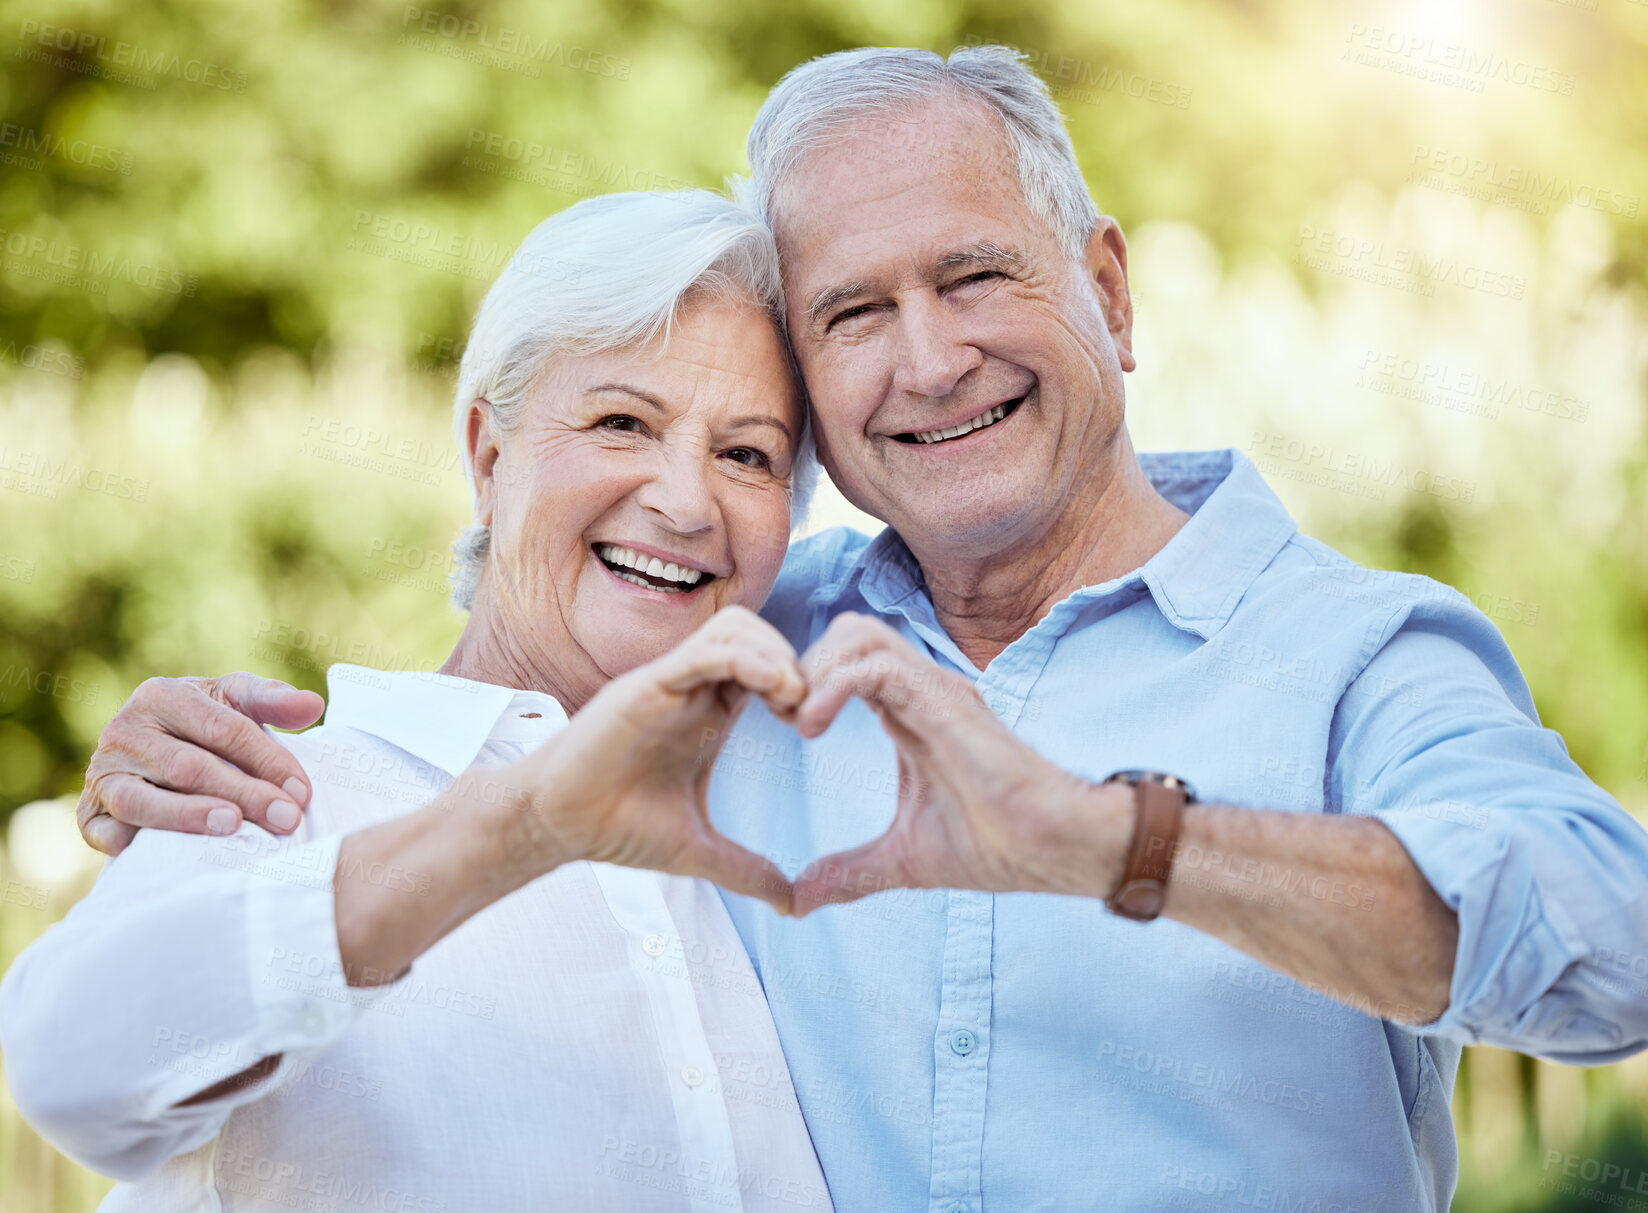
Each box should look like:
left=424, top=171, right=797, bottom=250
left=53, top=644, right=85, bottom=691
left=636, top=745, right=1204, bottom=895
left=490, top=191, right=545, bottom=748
left=2, top=0, right=1648, bottom=1209
left=0, top=0, right=1642, bottom=814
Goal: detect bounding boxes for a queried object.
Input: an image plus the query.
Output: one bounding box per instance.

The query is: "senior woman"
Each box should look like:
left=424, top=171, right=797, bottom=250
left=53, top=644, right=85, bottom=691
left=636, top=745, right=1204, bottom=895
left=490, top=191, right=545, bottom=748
left=0, top=190, right=834, bottom=1211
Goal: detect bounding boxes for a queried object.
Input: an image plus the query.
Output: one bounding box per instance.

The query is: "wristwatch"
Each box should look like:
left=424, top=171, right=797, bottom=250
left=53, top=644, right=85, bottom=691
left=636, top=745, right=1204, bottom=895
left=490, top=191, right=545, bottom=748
left=1103, top=770, right=1197, bottom=922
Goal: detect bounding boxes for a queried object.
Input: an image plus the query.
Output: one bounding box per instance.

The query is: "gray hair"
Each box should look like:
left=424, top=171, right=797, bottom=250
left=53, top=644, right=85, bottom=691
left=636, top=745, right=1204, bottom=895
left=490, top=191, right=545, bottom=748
left=735, top=44, right=1099, bottom=263
left=447, top=189, right=818, bottom=610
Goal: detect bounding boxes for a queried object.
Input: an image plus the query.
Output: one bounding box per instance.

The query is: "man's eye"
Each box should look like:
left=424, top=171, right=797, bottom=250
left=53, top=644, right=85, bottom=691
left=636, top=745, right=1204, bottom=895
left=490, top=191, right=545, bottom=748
left=724, top=446, right=771, bottom=469
left=956, top=270, right=1004, bottom=288
left=600, top=415, right=643, bottom=432
left=829, top=303, right=877, bottom=330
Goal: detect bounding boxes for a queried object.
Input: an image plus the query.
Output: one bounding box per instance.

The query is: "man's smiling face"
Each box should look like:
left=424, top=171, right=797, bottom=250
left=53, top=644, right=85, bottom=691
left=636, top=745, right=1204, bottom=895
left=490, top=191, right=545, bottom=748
left=772, top=94, right=1136, bottom=565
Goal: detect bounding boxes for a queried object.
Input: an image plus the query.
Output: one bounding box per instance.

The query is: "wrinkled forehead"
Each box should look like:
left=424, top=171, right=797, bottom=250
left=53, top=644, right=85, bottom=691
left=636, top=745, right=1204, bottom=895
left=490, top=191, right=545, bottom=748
left=766, top=93, right=1023, bottom=254
left=766, top=101, right=1059, bottom=332
left=530, top=297, right=804, bottom=431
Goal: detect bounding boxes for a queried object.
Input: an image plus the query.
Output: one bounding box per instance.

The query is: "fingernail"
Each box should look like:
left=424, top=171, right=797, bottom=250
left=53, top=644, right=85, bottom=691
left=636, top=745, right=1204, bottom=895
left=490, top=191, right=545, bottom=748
left=206, top=807, right=239, bottom=835
left=267, top=800, right=301, bottom=832
left=282, top=777, right=309, bottom=806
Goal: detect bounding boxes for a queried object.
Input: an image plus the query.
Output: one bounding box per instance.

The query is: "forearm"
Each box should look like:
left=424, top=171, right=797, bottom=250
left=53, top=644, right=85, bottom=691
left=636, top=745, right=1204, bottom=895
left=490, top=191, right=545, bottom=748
left=1160, top=803, right=1458, bottom=1024
left=0, top=829, right=353, bottom=1177
left=1042, top=779, right=1457, bottom=1024
left=333, top=768, right=561, bottom=986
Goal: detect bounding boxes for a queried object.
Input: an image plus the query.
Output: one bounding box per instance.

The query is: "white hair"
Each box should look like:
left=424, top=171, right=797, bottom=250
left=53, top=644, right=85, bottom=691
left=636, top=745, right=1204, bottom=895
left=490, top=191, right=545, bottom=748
left=735, top=44, right=1099, bottom=263
left=447, top=189, right=817, bottom=610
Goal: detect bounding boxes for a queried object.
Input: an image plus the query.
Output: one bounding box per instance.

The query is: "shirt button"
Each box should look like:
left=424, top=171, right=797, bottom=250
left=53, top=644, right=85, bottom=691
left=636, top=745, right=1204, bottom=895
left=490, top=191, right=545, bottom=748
left=945, top=1201, right=970, bottom=1213
left=680, top=1065, right=704, bottom=1088
left=642, top=934, right=667, bottom=957
left=301, top=1008, right=327, bottom=1038
left=949, top=1029, right=976, bottom=1056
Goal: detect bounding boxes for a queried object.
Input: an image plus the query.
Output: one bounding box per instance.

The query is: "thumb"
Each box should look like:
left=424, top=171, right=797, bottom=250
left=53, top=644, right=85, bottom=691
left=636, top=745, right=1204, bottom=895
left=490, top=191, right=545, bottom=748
left=80, top=809, right=138, bottom=857
left=792, top=833, right=909, bottom=917
left=676, top=832, right=796, bottom=918
left=210, top=673, right=325, bottom=730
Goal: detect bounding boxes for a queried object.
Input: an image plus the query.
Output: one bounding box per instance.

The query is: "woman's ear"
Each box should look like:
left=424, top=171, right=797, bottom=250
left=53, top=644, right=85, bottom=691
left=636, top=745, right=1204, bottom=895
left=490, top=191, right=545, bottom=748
left=1084, top=217, right=1136, bottom=373
left=465, top=398, right=501, bottom=526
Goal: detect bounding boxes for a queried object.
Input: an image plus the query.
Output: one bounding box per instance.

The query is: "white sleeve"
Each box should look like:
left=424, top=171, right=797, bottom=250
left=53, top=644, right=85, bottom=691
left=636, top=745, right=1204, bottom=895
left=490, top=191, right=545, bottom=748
left=0, top=813, right=398, bottom=1181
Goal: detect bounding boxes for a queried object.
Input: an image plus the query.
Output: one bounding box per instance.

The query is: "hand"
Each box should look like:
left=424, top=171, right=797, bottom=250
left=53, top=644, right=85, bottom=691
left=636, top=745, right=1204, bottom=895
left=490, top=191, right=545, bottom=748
left=788, top=614, right=1133, bottom=915
left=482, top=606, right=806, bottom=915
left=79, top=675, right=325, bottom=855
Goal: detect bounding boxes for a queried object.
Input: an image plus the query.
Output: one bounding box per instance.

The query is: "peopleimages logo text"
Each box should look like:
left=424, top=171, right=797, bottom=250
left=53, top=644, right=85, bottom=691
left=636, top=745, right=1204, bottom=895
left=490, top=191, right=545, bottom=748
left=0, top=228, right=196, bottom=296
left=16, top=21, right=247, bottom=91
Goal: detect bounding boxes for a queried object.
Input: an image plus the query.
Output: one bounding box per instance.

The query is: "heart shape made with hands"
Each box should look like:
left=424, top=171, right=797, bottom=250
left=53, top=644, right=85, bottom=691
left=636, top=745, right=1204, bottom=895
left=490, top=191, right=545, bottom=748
left=649, top=607, right=1108, bottom=918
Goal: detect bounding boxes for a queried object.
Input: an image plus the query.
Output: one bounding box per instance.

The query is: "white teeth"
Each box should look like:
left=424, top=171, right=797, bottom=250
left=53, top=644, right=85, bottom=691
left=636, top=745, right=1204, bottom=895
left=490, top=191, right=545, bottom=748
left=594, top=544, right=710, bottom=590
left=612, top=569, right=685, bottom=593
left=910, top=402, right=1013, bottom=445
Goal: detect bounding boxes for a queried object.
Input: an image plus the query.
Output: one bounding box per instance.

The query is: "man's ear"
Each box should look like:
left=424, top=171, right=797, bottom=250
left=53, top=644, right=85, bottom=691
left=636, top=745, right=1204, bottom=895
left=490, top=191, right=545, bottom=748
left=464, top=399, right=501, bottom=526
left=1084, top=216, right=1135, bottom=373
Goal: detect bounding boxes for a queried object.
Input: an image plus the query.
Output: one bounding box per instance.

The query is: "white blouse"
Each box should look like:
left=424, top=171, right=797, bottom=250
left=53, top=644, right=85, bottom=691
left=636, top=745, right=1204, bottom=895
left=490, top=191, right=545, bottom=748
left=0, top=664, right=832, bottom=1212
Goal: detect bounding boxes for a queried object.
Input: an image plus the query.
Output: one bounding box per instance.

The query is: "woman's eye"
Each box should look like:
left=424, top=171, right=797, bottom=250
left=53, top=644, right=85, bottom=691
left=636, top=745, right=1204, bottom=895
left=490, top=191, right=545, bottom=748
left=724, top=447, right=771, bottom=469
left=600, top=414, right=643, bottom=432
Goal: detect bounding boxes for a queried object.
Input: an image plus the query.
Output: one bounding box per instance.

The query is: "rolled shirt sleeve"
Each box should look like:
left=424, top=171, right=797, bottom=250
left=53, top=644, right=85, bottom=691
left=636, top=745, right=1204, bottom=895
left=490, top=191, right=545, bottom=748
left=1328, top=588, right=1648, bottom=1062
left=0, top=819, right=400, bottom=1180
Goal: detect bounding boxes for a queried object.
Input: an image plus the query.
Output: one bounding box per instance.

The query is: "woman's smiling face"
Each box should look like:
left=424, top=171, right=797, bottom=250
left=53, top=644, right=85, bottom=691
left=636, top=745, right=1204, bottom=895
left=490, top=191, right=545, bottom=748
left=468, top=298, right=803, bottom=695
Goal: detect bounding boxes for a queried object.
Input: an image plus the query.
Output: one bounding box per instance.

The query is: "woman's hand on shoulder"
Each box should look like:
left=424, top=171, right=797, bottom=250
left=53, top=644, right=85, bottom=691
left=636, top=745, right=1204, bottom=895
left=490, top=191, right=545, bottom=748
left=78, top=674, right=324, bottom=855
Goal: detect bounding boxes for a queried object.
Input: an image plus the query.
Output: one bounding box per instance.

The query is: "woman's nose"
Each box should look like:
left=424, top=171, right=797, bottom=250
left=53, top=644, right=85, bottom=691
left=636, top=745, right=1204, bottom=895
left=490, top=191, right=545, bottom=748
left=634, top=447, right=716, bottom=535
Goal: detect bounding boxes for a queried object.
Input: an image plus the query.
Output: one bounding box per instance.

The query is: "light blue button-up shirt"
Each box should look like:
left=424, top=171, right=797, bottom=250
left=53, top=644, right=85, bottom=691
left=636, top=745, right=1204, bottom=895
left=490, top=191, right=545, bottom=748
left=711, top=448, right=1648, bottom=1213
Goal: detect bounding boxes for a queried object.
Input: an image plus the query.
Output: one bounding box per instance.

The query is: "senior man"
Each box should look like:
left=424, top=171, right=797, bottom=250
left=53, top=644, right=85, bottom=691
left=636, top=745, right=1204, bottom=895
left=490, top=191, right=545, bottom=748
left=75, top=46, right=1648, bottom=1212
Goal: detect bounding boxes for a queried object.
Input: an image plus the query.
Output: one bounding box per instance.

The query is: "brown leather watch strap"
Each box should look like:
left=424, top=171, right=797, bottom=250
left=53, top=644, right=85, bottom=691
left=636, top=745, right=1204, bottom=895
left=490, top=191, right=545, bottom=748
left=1105, top=772, right=1192, bottom=922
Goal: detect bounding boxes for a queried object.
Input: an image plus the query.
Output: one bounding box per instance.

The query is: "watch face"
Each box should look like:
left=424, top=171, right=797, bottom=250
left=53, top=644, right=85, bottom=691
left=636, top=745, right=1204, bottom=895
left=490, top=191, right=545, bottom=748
left=1104, top=770, right=1198, bottom=803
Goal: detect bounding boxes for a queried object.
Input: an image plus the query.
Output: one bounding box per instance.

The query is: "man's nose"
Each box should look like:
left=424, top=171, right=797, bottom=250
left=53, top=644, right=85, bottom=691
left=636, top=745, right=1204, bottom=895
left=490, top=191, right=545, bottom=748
left=892, top=291, right=984, bottom=399
left=634, top=446, right=716, bottom=535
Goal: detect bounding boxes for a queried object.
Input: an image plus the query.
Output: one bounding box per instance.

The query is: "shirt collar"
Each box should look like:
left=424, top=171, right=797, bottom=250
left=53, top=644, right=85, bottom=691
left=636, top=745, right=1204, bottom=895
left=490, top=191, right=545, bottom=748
left=322, top=665, right=568, bottom=776
left=1135, top=448, right=1299, bottom=637
left=811, top=448, right=1298, bottom=642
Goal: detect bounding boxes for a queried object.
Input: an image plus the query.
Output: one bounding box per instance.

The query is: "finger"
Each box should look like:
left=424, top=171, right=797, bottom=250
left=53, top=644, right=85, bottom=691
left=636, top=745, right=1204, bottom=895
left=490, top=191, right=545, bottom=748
left=92, top=712, right=303, bottom=834
left=796, top=645, right=969, bottom=741
left=78, top=808, right=137, bottom=856
left=798, top=611, right=922, bottom=677
left=796, top=614, right=936, bottom=735
left=699, top=604, right=801, bottom=658
left=692, top=609, right=807, bottom=709
left=144, top=737, right=308, bottom=833
left=206, top=673, right=326, bottom=732
left=142, top=677, right=315, bottom=809
left=762, top=658, right=807, bottom=713
left=792, top=833, right=912, bottom=917
left=672, top=832, right=795, bottom=917
left=86, top=772, right=249, bottom=837
left=793, top=667, right=866, bottom=739
left=652, top=642, right=805, bottom=707
left=758, top=688, right=804, bottom=726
